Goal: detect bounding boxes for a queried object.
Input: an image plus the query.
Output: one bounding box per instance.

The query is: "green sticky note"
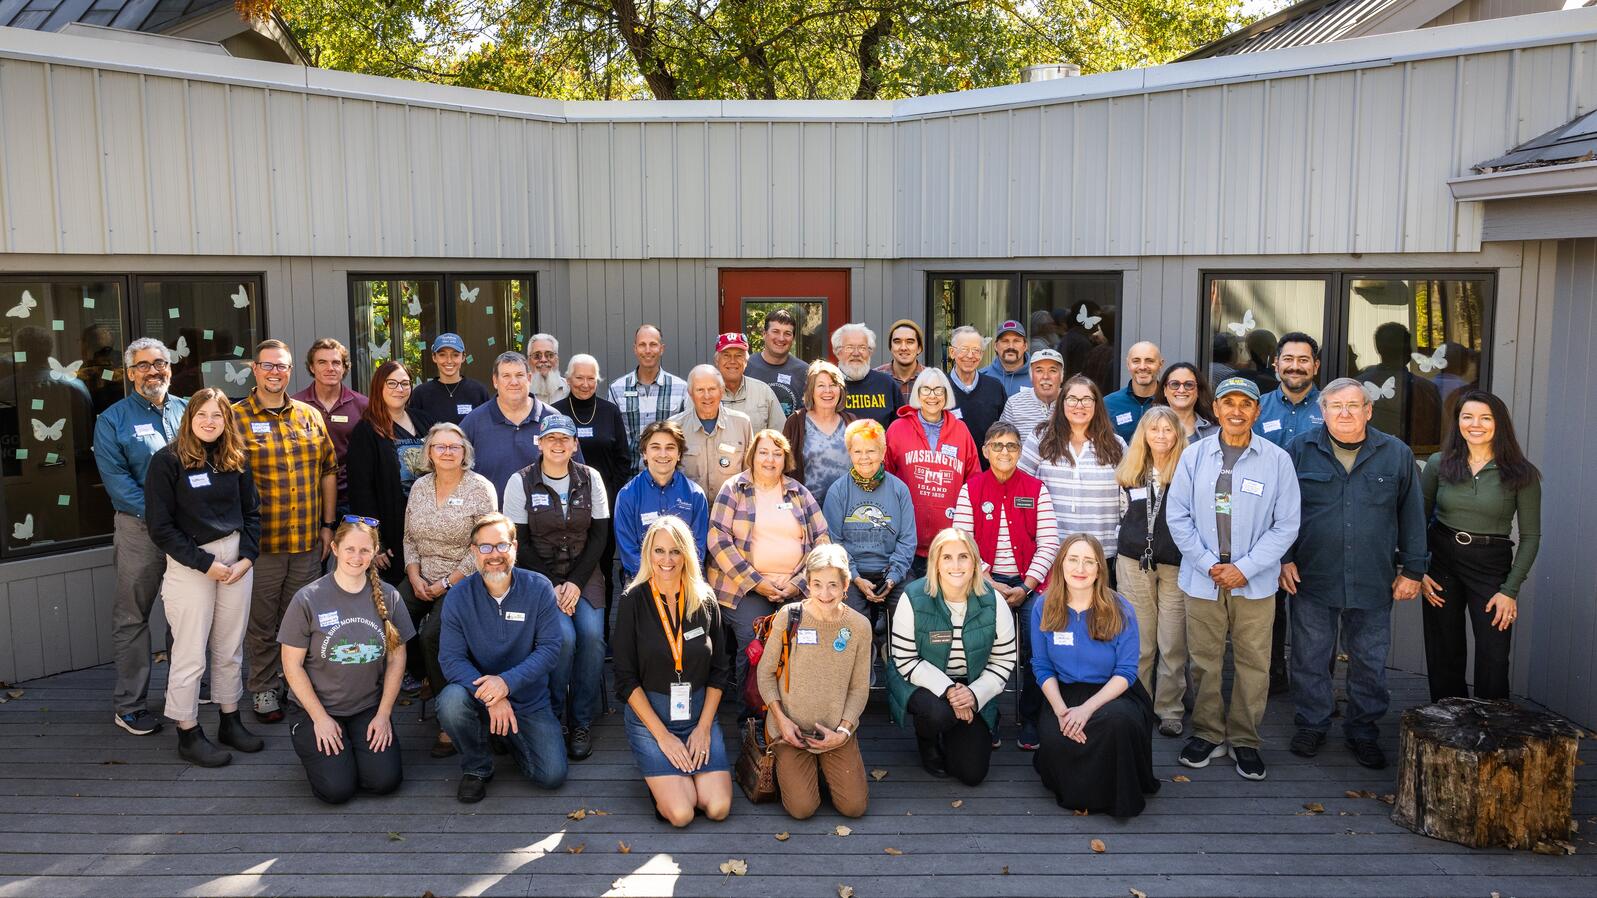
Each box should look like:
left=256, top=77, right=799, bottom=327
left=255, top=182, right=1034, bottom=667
left=203, top=329, right=214, bottom=340
left=82, top=297, right=95, bottom=310
left=466, top=354, right=474, bottom=364
left=101, top=369, right=113, bottom=381
left=57, top=493, right=69, bottom=506
left=51, top=319, right=64, bottom=331
left=168, top=308, right=180, bottom=319
left=15, top=351, right=25, bottom=363
left=30, top=398, right=43, bottom=410
left=233, top=346, right=245, bottom=357
left=46, top=453, right=60, bottom=465
left=485, top=306, right=494, bottom=316
left=486, top=337, right=496, bottom=347
left=14, top=449, right=27, bottom=460
left=202, top=362, right=212, bottom=373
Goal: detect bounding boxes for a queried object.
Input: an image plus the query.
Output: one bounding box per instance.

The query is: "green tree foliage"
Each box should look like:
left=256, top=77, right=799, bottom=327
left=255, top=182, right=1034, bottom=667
left=268, top=0, right=1274, bottom=101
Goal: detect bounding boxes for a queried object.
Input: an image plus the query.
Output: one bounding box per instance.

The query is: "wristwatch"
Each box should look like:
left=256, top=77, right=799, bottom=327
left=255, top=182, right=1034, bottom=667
left=321, top=520, right=336, bottom=530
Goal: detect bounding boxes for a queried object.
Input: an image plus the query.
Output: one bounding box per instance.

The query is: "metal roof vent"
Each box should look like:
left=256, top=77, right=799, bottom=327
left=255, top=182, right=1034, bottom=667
left=1021, top=62, right=1081, bottom=83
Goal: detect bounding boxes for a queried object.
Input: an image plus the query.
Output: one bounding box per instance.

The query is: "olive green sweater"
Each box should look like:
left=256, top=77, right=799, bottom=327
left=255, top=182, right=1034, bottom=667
left=1421, top=454, right=1542, bottom=598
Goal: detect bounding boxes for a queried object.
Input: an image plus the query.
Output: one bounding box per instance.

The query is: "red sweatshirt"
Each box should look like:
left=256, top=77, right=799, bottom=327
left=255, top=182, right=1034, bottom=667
left=884, top=406, right=980, bottom=557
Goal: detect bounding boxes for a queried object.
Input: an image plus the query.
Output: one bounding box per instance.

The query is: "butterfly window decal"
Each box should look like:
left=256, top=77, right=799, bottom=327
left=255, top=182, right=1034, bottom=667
left=406, top=296, right=422, bottom=317
left=1226, top=309, right=1256, bottom=337
left=231, top=286, right=250, bottom=309
left=223, top=362, right=251, bottom=386
left=6, top=289, right=37, bottom=319
left=1363, top=377, right=1396, bottom=403
left=12, top=513, right=34, bottom=542
left=1411, top=345, right=1447, bottom=374
left=31, top=418, right=65, bottom=442
left=47, top=357, right=84, bottom=382
left=173, top=335, right=191, bottom=362
left=1075, top=305, right=1101, bottom=330
left=459, top=284, right=479, bottom=304
left=369, top=339, right=391, bottom=361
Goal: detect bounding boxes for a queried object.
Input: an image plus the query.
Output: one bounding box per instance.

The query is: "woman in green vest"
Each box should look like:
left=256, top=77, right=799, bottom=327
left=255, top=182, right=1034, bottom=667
left=887, top=527, right=1018, bottom=784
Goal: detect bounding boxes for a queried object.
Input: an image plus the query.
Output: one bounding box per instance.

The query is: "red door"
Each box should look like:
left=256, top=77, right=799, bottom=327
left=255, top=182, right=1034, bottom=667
left=718, top=269, right=850, bottom=361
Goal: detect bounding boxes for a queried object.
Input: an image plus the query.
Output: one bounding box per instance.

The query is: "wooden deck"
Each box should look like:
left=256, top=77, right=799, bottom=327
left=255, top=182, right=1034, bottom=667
left=1, top=663, right=1594, bottom=898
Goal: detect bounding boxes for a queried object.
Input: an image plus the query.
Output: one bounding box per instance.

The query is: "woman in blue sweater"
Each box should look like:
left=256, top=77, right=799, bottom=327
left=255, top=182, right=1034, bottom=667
left=614, top=420, right=711, bottom=582
left=1030, top=533, right=1160, bottom=818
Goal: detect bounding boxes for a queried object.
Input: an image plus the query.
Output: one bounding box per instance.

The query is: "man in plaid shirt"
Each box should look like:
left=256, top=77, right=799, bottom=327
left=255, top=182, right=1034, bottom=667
left=233, top=339, right=338, bottom=724
left=607, top=324, right=687, bottom=473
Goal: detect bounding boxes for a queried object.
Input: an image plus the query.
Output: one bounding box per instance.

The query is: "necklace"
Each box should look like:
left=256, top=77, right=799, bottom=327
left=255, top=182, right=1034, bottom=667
left=440, top=380, right=460, bottom=399
left=569, top=395, right=597, bottom=426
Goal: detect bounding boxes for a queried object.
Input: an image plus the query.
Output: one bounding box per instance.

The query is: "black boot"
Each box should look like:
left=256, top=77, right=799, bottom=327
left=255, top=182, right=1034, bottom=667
left=218, top=711, right=264, bottom=753
left=917, top=736, right=948, bottom=779
left=177, top=725, right=232, bottom=768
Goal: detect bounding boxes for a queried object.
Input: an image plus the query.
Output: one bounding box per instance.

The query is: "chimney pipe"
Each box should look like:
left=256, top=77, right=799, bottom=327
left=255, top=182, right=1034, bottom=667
left=1021, top=62, right=1081, bottom=83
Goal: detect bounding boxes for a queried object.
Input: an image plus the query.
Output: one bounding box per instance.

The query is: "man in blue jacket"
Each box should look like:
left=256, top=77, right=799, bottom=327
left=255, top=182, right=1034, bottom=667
left=1281, top=378, right=1427, bottom=771
left=437, top=513, right=568, bottom=803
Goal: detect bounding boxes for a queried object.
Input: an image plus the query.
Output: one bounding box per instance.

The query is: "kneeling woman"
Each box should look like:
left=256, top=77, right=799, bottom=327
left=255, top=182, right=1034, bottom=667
left=612, top=516, right=734, bottom=826
left=278, top=519, right=415, bottom=804
left=1031, top=533, right=1160, bottom=817
left=758, top=544, right=873, bottom=820
left=887, top=527, right=1017, bottom=785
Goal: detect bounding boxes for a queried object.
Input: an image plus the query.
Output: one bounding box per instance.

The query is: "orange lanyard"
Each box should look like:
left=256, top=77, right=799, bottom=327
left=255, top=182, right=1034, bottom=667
left=649, top=583, right=686, bottom=681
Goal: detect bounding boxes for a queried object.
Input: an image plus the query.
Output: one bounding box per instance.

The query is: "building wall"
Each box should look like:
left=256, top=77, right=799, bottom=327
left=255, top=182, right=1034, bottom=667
left=1423, top=0, right=1567, bottom=29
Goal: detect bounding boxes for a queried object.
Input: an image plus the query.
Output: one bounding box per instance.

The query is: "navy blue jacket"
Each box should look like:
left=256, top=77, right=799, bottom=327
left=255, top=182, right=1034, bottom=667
left=438, top=568, right=566, bottom=714
left=1286, top=427, right=1428, bottom=610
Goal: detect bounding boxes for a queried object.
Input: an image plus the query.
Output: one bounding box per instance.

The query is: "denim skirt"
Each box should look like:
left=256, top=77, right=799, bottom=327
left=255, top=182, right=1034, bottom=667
left=623, top=687, right=731, bottom=778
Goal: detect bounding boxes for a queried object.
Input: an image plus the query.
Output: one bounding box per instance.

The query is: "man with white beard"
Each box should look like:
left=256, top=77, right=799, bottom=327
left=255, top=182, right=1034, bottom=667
left=527, top=334, right=570, bottom=405
left=832, top=322, right=901, bottom=427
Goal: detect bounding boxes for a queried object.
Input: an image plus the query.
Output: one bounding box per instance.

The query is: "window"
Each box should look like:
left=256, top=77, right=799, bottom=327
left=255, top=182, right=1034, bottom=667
left=739, top=300, right=830, bottom=361
left=135, top=276, right=265, bottom=401
left=350, top=275, right=535, bottom=389
left=1205, top=275, right=1331, bottom=393
left=930, top=272, right=1122, bottom=391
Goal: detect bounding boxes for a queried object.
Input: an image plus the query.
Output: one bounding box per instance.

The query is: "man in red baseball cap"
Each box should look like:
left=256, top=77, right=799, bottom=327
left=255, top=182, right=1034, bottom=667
left=715, top=332, right=784, bottom=431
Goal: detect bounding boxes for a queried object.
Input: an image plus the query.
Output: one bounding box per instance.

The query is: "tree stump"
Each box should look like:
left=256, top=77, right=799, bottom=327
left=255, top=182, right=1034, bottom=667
left=1392, top=698, right=1585, bottom=849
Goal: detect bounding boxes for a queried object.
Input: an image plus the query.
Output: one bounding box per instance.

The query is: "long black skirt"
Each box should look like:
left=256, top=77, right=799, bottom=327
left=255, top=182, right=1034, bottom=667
left=1033, top=680, right=1160, bottom=818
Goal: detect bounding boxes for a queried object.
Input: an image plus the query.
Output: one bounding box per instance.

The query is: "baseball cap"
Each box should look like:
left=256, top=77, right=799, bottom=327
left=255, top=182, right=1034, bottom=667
left=538, top=414, right=577, bottom=438
left=997, top=319, right=1026, bottom=339
left=431, top=333, right=466, bottom=353
left=1029, top=348, right=1064, bottom=368
left=715, top=332, right=750, bottom=354
left=1214, top=377, right=1261, bottom=401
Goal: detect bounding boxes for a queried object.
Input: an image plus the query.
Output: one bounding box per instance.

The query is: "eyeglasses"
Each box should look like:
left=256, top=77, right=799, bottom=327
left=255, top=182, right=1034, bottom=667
left=431, top=443, right=465, bottom=454
left=1325, top=402, right=1368, bottom=415
left=384, top=380, right=412, bottom=391
left=342, top=514, right=380, bottom=527
left=1062, top=556, right=1100, bottom=569
left=985, top=441, right=1021, bottom=453
left=1062, top=396, right=1095, bottom=408
left=530, top=351, right=557, bottom=361
left=475, top=541, right=513, bottom=555
left=128, top=359, right=171, bottom=374
left=917, top=386, right=946, bottom=396
left=255, top=361, right=291, bottom=373
left=950, top=346, right=983, bottom=356
left=1165, top=381, right=1197, bottom=392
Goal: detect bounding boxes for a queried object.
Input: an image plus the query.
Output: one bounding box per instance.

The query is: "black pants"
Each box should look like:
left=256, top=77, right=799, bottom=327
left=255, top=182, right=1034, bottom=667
left=907, top=687, right=993, bottom=786
left=413, top=592, right=448, bottom=697
left=289, top=705, right=403, bottom=804
left=1422, top=525, right=1515, bottom=701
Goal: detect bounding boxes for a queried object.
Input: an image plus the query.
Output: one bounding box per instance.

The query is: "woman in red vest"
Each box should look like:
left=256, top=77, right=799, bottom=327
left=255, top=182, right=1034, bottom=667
left=885, top=368, right=979, bottom=580
left=952, top=421, right=1061, bottom=751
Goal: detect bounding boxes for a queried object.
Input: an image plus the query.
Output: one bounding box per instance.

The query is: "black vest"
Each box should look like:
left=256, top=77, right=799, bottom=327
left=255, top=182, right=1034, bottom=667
left=1117, top=482, right=1181, bottom=568
left=520, top=462, right=593, bottom=582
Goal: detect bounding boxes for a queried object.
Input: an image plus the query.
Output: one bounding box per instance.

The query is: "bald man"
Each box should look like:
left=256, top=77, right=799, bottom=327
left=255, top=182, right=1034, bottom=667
left=1105, top=341, right=1164, bottom=441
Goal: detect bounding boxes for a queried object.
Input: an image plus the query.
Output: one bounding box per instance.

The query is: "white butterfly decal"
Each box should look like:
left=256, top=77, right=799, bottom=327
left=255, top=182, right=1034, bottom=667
left=31, top=417, right=65, bottom=441
left=6, top=289, right=37, bottom=319
left=223, top=362, right=251, bottom=386
left=1226, top=309, right=1256, bottom=338
left=47, top=357, right=84, bottom=382
left=12, top=513, right=34, bottom=541
left=406, top=297, right=422, bottom=317
left=1411, top=345, right=1448, bottom=374
left=172, top=335, right=190, bottom=362
left=1363, top=376, right=1396, bottom=402
left=458, top=284, right=479, bottom=304
left=231, top=286, right=250, bottom=309
left=369, top=339, right=391, bottom=361
left=1076, top=304, right=1101, bottom=330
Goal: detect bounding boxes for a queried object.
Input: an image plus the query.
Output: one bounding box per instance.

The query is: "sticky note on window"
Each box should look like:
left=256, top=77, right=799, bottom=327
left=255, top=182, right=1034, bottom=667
left=486, top=337, right=496, bottom=347
left=233, top=346, right=244, bottom=357
left=485, top=306, right=494, bottom=315
left=102, top=369, right=113, bottom=381
left=57, top=493, right=70, bottom=506
left=15, top=352, right=26, bottom=363
left=466, top=354, right=474, bottom=364
left=83, top=297, right=95, bottom=309
left=14, top=449, right=27, bottom=461
left=203, top=329, right=214, bottom=340
left=51, top=319, right=64, bottom=331
left=168, top=308, right=180, bottom=319
left=30, top=398, right=43, bottom=410
left=202, top=362, right=212, bottom=373
left=46, top=451, right=60, bottom=464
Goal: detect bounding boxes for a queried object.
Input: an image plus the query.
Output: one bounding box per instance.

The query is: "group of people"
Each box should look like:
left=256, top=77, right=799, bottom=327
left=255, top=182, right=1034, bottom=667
left=90, top=313, right=1540, bottom=820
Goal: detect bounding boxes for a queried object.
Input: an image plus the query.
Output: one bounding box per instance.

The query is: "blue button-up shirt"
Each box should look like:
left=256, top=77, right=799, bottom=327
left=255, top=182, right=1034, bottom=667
left=1255, top=385, right=1323, bottom=448
left=1167, top=432, right=1301, bottom=600
left=1286, top=428, right=1428, bottom=610
left=980, top=358, right=1032, bottom=397
left=92, top=392, right=189, bottom=518
left=1104, top=384, right=1157, bottom=441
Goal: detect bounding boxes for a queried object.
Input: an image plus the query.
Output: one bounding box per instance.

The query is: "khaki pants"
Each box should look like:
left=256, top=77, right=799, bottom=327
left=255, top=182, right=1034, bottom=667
left=772, top=737, right=868, bottom=820
left=1186, top=589, right=1275, bottom=750
left=162, top=533, right=252, bottom=724
left=1115, top=556, right=1187, bottom=721
left=245, top=549, right=322, bottom=694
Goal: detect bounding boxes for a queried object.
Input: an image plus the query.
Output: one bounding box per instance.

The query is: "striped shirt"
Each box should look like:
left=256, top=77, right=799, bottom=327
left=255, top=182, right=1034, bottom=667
left=952, top=481, right=1059, bottom=583
left=705, top=473, right=829, bottom=608
left=890, top=592, right=1017, bottom=711
left=608, top=368, right=688, bottom=473
left=232, top=390, right=338, bottom=555
left=999, top=388, right=1055, bottom=442
left=1019, top=433, right=1126, bottom=557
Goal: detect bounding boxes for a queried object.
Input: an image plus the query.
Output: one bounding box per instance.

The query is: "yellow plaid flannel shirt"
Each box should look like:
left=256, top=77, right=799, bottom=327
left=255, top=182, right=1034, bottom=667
left=232, top=390, right=338, bottom=554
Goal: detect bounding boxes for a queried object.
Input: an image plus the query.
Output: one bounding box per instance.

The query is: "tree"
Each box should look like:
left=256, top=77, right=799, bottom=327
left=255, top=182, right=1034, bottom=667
left=260, top=0, right=1274, bottom=101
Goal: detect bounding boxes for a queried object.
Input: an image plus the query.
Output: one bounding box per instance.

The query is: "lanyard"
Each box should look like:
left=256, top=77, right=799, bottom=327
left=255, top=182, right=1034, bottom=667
left=649, top=582, right=686, bottom=681
left=1141, top=467, right=1167, bottom=572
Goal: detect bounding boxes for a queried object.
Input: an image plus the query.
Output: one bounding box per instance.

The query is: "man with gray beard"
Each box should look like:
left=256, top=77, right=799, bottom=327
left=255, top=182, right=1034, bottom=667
left=832, top=322, right=901, bottom=428
left=93, top=337, right=190, bottom=736
left=527, top=333, right=570, bottom=405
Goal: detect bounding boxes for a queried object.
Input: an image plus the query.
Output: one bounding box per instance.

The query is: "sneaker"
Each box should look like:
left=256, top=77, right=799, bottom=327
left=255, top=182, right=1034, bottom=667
left=114, top=710, right=162, bottom=736
left=1289, top=728, right=1327, bottom=758
left=1158, top=718, right=1184, bottom=738
left=400, top=674, right=423, bottom=696
left=457, top=772, right=491, bottom=803
left=252, top=689, right=283, bottom=724
left=1346, top=738, right=1388, bottom=770
left=567, top=726, right=593, bottom=761
left=1017, top=721, right=1040, bottom=752
left=1231, top=746, right=1267, bottom=780
left=1178, top=737, right=1226, bottom=768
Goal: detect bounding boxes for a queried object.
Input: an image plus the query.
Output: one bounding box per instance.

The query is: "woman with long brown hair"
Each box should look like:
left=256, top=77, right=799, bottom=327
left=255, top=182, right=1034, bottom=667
left=279, top=519, right=414, bottom=804
left=1029, top=533, right=1159, bottom=817
left=145, top=387, right=263, bottom=767
left=1020, top=375, right=1128, bottom=563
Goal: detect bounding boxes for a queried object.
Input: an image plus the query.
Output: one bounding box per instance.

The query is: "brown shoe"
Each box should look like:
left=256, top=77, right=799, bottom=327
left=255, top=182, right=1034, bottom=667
left=430, top=732, right=457, bottom=759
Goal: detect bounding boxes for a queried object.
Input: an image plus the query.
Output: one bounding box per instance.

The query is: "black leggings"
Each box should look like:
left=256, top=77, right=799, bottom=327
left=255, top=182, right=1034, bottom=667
left=907, top=687, right=993, bottom=786
left=1422, top=525, right=1515, bottom=701
left=289, top=705, right=403, bottom=804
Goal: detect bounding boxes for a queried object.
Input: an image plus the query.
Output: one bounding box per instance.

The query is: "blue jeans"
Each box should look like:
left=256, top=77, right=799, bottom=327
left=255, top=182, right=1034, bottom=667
left=1290, top=599, right=1391, bottom=742
left=994, top=575, right=1043, bottom=726
left=435, top=683, right=568, bottom=787
left=551, top=598, right=606, bottom=728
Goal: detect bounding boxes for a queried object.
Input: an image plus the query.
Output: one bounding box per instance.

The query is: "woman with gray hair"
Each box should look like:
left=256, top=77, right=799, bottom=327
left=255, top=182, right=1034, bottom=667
left=885, top=367, right=979, bottom=578
left=401, top=421, right=499, bottom=758
left=555, top=353, right=630, bottom=503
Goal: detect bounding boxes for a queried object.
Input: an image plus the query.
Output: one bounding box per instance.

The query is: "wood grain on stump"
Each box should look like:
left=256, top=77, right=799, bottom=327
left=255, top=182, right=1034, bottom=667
left=1393, top=698, right=1584, bottom=850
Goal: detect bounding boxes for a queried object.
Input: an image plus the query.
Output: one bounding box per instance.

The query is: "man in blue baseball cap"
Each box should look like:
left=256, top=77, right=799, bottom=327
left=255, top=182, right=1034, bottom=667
left=410, top=333, right=491, bottom=425
left=981, top=319, right=1031, bottom=397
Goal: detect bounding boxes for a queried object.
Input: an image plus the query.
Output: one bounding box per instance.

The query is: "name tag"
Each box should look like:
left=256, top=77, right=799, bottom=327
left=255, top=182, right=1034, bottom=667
left=447, top=497, right=465, bottom=507
left=639, top=511, right=660, bottom=525
left=718, top=443, right=737, bottom=454
left=331, top=414, right=349, bottom=424
left=776, top=373, right=792, bottom=385
left=684, top=626, right=705, bottom=641
left=624, top=390, right=638, bottom=398
left=1240, top=478, right=1265, bottom=496
left=928, top=630, right=954, bottom=645
left=576, top=427, right=594, bottom=438
left=456, top=403, right=474, bottom=416
left=188, top=473, right=211, bottom=488
left=1053, top=630, right=1074, bottom=646
left=317, top=611, right=340, bottom=629
left=530, top=494, right=551, bottom=507
left=1262, top=420, right=1282, bottom=433
left=796, top=628, right=818, bottom=645
left=940, top=444, right=958, bottom=457
left=777, top=501, right=793, bottom=511
left=670, top=681, right=692, bottom=721
left=1014, top=496, right=1035, bottom=509
left=505, top=611, right=526, bottom=622
left=251, top=421, right=271, bottom=434
left=1128, top=487, right=1147, bottom=501
left=133, top=423, right=157, bottom=437
left=1115, top=412, right=1133, bottom=425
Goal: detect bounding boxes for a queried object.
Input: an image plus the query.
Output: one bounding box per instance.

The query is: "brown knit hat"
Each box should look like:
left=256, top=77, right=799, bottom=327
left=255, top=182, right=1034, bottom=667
left=886, top=318, right=924, bottom=347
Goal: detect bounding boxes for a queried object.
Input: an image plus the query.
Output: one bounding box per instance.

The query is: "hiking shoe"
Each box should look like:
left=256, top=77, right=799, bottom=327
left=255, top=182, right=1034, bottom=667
left=1017, top=720, right=1040, bottom=752
left=1346, top=738, right=1388, bottom=770
left=1289, top=728, right=1327, bottom=758
left=252, top=689, right=283, bottom=724
left=1158, top=718, right=1184, bottom=738
left=400, top=674, right=423, bottom=696
left=114, top=710, right=162, bottom=736
left=176, top=725, right=230, bottom=768
left=567, top=726, right=593, bottom=761
left=1178, top=737, right=1226, bottom=768
left=1231, top=746, right=1267, bottom=780
left=457, top=773, right=491, bottom=803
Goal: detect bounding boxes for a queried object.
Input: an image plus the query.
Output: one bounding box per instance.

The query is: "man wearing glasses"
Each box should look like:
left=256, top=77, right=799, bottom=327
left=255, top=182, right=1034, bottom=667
left=437, top=514, right=568, bottom=803
left=233, top=339, right=339, bottom=723
left=93, top=338, right=189, bottom=737
left=945, top=326, right=1007, bottom=470
left=527, top=333, right=570, bottom=406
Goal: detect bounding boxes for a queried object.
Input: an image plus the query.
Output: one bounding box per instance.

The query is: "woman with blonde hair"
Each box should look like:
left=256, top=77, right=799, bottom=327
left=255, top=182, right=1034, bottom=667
left=1030, top=533, right=1159, bottom=817
left=1114, top=405, right=1190, bottom=736
left=887, top=527, right=1017, bottom=784
left=613, top=516, right=734, bottom=826
left=780, top=359, right=855, bottom=504
left=759, top=543, right=874, bottom=820
left=279, top=518, right=414, bottom=803
left=145, top=387, right=263, bottom=767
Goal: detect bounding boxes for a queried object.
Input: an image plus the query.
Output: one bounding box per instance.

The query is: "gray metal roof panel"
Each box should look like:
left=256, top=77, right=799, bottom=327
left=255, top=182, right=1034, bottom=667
left=1475, top=110, right=1597, bottom=172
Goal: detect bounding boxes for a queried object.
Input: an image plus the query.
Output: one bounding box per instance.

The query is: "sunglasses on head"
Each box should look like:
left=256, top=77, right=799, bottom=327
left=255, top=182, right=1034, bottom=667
left=342, top=515, right=379, bottom=527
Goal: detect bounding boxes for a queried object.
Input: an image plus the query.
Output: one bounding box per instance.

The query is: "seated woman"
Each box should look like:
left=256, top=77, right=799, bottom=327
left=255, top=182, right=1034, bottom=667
left=1030, top=533, right=1160, bottom=818
left=757, top=544, right=873, bottom=820
left=821, top=419, right=915, bottom=627
left=612, top=516, right=734, bottom=827
left=887, top=527, right=1017, bottom=785
left=278, top=519, right=415, bottom=804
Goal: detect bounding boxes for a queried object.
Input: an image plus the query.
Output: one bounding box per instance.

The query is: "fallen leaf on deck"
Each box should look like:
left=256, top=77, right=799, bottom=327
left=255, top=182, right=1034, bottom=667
left=950, top=799, right=963, bottom=808
left=387, top=832, right=404, bottom=842
left=884, top=847, right=903, bottom=856
left=833, top=825, right=852, bottom=837
left=1090, top=839, right=1107, bottom=853
left=567, top=808, right=587, bottom=820
left=590, top=809, right=610, bottom=815
left=1303, top=803, right=1325, bottom=814
left=837, top=886, right=854, bottom=898
left=719, top=859, right=748, bottom=876
left=1073, top=808, right=1090, bottom=816
left=1533, top=840, right=1576, bottom=856
left=1379, top=794, right=1395, bottom=805
left=153, top=652, right=168, bottom=664
left=567, top=843, right=585, bottom=855
left=6, top=689, right=23, bottom=699
left=617, top=841, right=631, bottom=854
left=774, top=832, right=790, bottom=841
left=870, top=768, right=889, bottom=781
left=1001, top=865, right=1010, bottom=875
left=1130, top=889, right=1148, bottom=898
left=1171, top=775, right=1190, bottom=783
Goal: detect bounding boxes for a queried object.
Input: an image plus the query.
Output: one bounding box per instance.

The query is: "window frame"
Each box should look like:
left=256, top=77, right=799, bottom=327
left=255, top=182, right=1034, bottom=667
left=346, top=271, right=539, bottom=388
left=924, top=270, right=1125, bottom=370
